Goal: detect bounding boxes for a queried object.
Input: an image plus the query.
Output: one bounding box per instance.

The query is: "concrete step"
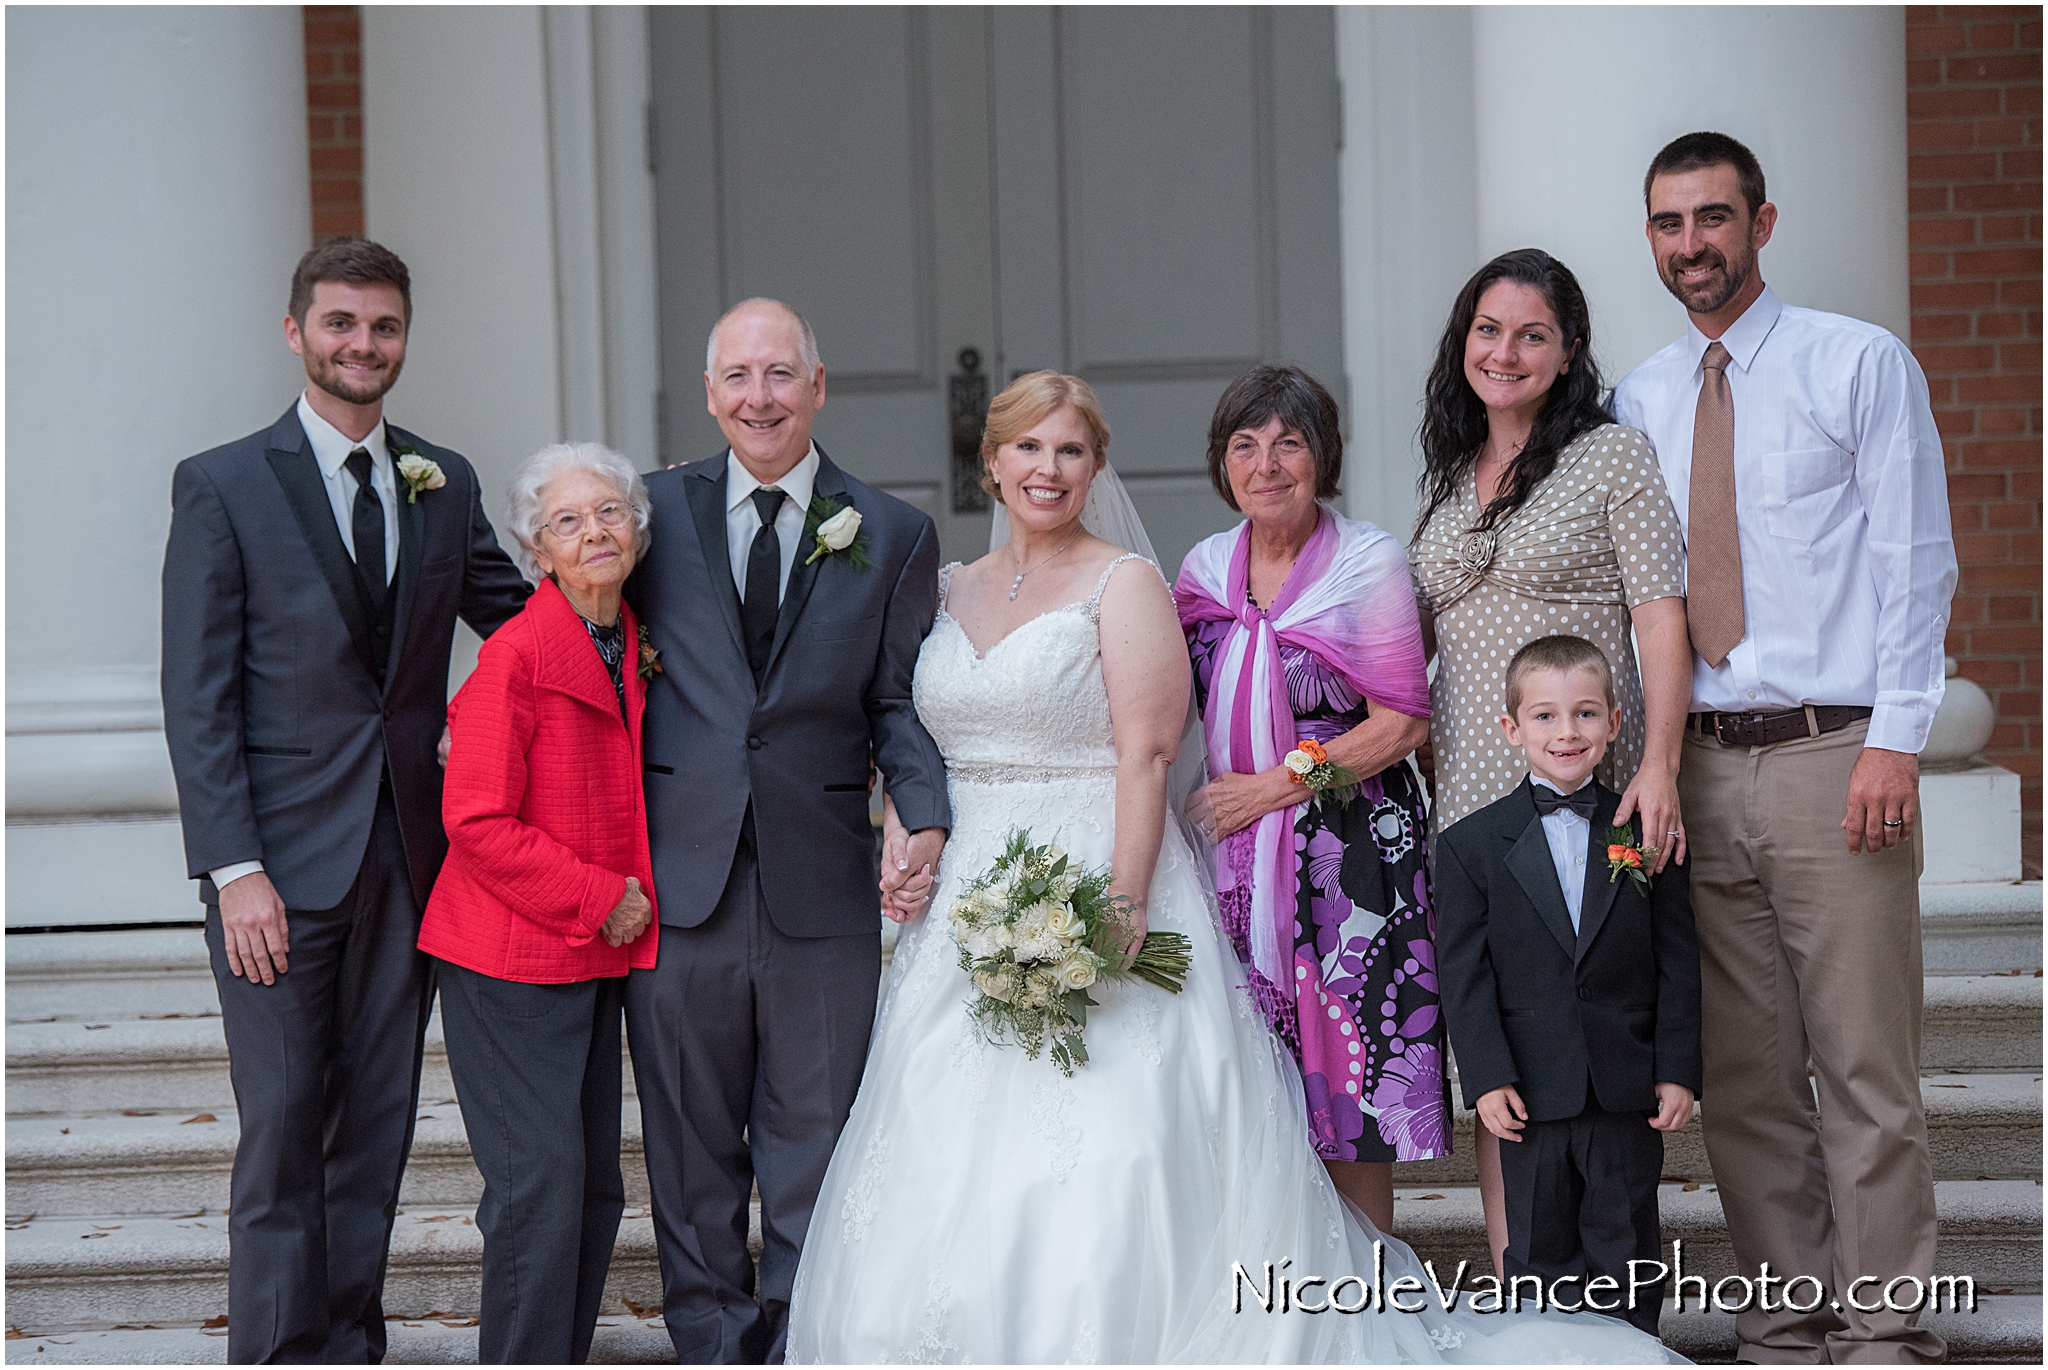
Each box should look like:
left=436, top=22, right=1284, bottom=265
left=6, top=1298, right=2038, bottom=1365
left=5, top=1103, right=651, bottom=1218
left=1921, top=882, right=2043, bottom=974
left=5, top=928, right=214, bottom=1023
left=1387, top=1180, right=2042, bottom=1294
left=1922, top=973, right=2042, bottom=1071
left=1399, top=1071, right=2040, bottom=1187
left=2, top=1317, right=678, bottom=1364
left=2, top=1202, right=737, bottom=1332
left=1661, top=1292, right=2042, bottom=1364
left=2, top=1015, right=639, bottom=1116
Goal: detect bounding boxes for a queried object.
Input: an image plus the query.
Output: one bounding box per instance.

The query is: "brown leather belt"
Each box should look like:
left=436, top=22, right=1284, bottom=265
left=1689, top=705, right=1873, bottom=748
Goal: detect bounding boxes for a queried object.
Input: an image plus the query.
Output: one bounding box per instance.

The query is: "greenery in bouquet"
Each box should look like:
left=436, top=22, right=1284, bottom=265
left=949, top=828, right=1193, bottom=1076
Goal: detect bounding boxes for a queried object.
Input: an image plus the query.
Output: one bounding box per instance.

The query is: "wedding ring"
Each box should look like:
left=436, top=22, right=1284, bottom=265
left=1882, top=818, right=1904, bottom=828
left=1667, top=830, right=1683, bottom=837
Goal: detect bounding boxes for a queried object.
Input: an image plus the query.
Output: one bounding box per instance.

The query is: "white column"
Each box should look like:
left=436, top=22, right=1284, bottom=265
left=5, top=6, right=309, bottom=923
left=1470, top=5, right=1910, bottom=379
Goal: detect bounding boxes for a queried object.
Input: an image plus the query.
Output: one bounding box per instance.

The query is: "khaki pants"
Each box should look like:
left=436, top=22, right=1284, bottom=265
left=1679, top=720, right=1942, bottom=1364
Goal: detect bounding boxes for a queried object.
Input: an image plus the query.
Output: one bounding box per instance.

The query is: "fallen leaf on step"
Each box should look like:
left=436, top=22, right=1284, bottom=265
left=80, top=1233, right=107, bottom=1239
left=112, top=1325, right=159, bottom=1331
left=1930, top=1083, right=1969, bottom=1088
left=171, top=1210, right=206, bottom=1220
left=83, top=1024, right=110, bottom=1030
left=57, top=1129, right=67, bottom=1135
left=418, top=1214, right=458, bottom=1222
left=1681, top=1181, right=1701, bottom=1191
left=180, top=1113, right=218, bottom=1125
left=416, top=1114, right=434, bottom=1121
left=5, top=1214, right=35, bottom=1230
left=120, top=1109, right=158, bottom=1117
left=5, top=1327, right=30, bottom=1340
left=201, top=1315, right=229, bottom=1329
left=1412, top=1194, right=1444, bottom=1200
left=440, top=1318, right=480, bottom=1328
left=623, top=1299, right=660, bottom=1318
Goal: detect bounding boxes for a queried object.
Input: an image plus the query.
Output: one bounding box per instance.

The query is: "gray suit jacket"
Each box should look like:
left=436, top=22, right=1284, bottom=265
left=630, top=448, right=950, bottom=937
left=161, top=405, right=532, bottom=911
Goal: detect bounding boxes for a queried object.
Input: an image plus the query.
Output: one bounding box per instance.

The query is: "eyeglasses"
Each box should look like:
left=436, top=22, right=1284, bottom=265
left=541, top=501, right=632, bottom=540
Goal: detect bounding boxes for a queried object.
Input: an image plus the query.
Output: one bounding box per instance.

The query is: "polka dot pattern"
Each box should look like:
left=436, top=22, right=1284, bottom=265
left=1411, top=424, right=1686, bottom=838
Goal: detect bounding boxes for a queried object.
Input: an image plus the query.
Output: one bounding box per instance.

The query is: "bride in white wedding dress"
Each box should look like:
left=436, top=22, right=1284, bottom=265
left=785, top=374, right=1681, bottom=1365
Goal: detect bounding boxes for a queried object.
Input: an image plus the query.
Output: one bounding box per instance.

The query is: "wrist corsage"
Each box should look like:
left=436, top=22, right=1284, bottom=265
left=1283, top=739, right=1360, bottom=813
left=1605, top=823, right=1656, bottom=892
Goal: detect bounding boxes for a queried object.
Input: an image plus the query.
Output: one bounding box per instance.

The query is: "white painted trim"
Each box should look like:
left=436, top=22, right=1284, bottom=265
left=594, top=6, right=662, bottom=470
left=545, top=6, right=609, bottom=447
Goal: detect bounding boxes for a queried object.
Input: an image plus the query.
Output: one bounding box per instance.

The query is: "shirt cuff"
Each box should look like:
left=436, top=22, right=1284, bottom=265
left=209, top=860, right=266, bottom=891
left=1866, top=700, right=1935, bottom=756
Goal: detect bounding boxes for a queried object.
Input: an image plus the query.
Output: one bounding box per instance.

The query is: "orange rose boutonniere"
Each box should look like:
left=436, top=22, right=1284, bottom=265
left=1604, top=823, right=1655, bottom=893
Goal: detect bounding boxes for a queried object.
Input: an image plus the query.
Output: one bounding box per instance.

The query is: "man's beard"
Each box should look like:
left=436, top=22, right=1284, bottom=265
left=1659, top=244, right=1754, bottom=315
left=308, top=352, right=403, bottom=406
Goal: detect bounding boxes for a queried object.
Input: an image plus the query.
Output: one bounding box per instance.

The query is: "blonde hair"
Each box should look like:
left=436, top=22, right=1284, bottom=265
left=1503, top=635, right=1615, bottom=718
left=979, top=371, right=1111, bottom=496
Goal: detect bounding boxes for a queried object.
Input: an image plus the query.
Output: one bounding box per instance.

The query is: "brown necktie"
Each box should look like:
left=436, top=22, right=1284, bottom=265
left=1687, top=341, right=1744, bottom=668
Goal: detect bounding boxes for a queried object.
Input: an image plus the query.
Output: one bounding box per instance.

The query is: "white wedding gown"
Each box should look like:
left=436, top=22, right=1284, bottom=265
left=787, top=558, right=1681, bottom=1364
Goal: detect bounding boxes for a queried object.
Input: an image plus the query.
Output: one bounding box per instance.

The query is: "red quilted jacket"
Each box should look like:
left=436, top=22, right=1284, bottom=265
left=419, top=578, right=658, bottom=981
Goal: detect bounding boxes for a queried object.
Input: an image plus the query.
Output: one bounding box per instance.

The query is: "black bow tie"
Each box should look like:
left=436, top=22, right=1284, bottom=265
left=1530, top=783, right=1597, bottom=819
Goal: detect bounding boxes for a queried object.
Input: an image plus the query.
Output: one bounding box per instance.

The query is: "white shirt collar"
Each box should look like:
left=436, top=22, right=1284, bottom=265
left=1530, top=774, right=1594, bottom=798
left=1684, top=283, right=1783, bottom=375
left=298, top=392, right=390, bottom=479
left=725, top=443, right=819, bottom=516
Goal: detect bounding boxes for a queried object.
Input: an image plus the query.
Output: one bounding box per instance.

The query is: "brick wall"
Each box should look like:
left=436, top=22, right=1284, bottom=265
left=1906, top=5, right=2043, bottom=873
left=304, top=6, right=363, bottom=240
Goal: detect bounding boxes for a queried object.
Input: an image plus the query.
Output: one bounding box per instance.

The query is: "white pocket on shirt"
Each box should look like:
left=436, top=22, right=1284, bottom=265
left=1762, top=446, right=1856, bottom=543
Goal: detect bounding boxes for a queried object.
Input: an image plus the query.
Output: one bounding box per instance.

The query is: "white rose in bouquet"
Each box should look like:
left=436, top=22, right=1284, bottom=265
left=1055, top=951, right=1098, bottom=991
left=1042, top=902, right=1085, bottom=944
left=973, top=965, right=1020, bottom=1003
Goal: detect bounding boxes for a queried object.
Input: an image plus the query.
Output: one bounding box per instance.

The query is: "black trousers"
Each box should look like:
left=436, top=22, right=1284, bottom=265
left=437, top=961, right=627, bottom=1365
left=1498, top=1097, right=1667, bottom=1337
left=207, top=790, right=432, bottom=1364
left=624, top=834, right=879, bottom=1365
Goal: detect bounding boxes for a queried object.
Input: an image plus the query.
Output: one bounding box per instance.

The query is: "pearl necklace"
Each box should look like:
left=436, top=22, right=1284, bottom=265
left=1007, top=527, right=1084, bottom=600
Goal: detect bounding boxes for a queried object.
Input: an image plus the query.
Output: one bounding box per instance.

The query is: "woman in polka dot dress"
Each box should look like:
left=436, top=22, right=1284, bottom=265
left=1409, top=248, right=1692, bottom=1275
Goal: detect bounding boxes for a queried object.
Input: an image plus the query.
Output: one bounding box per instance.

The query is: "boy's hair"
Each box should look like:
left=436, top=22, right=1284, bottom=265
left=1504, top=635, right=1615, bottom=717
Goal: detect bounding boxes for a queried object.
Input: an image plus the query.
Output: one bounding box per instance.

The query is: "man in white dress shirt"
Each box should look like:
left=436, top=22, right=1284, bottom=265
left=161, top=238, right=531, bottom=1361
left=1612, top=132, right=1956, bottom=1364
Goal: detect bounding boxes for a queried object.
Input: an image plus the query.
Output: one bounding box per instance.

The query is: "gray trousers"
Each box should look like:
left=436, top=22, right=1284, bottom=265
left=624, top=831, right=879, bottom=1364
left=437, top=961, right=626, bottom=1364
left=207, top=790, right=431, bottom=1364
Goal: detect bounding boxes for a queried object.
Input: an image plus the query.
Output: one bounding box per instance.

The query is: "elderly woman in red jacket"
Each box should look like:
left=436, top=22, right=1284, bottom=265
left=418, top=440, right=656, bottom=1365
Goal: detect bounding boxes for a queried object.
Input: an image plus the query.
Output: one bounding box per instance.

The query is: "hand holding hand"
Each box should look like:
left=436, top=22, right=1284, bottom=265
left=437, top=726, right=452, bottom=769
left=1476, top=1084, right=1528, bottom=1143
left=1843, top=747, right=1918, bottom=854
left=219, top=871, right=291, bottom=985
left=1649, top=1082, right=1695, bottom=1132
left=600, top=877, right=653, bottom=947
left=1613, top=765, right=1685, bottom=874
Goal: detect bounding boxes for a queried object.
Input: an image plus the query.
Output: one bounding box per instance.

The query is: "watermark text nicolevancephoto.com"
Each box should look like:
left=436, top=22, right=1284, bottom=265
left=1232, top=1243, right=1981, bottom=1318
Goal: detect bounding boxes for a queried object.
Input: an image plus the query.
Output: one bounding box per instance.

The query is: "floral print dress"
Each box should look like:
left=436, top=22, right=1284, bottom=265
left=1189, top=621, right=1449, bottom=1163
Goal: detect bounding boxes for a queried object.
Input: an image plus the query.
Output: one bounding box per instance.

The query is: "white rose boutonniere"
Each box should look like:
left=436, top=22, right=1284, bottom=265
left=802, top=493, right=872, bottom=569
left=393, top=449, right=447, bottom=504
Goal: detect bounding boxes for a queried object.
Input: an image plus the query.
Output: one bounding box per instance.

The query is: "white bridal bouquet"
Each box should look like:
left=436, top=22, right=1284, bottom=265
left=949, top=829, right=1193, bottom=1075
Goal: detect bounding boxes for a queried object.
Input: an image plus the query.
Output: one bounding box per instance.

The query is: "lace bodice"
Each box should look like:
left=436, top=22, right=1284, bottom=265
left=913, top=555, right=1150, bottom=775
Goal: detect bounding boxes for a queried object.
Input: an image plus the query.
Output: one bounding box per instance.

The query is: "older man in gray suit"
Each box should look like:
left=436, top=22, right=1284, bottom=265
left=161, top=238, right=531, bottom=1363
left=625, top=298, right=950, bottom=1364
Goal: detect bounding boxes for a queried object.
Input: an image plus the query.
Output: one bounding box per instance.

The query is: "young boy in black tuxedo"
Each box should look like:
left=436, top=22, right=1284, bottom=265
left=1435, top=635, right=1702, bottom=1336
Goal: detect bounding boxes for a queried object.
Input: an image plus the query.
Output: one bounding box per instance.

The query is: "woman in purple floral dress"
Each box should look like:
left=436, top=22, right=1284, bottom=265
left=1176, top=366, right=1447, bottom=1234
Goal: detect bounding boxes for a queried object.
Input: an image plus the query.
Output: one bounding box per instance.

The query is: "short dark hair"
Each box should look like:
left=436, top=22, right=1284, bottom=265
left=1504, top=635, right=1615, bottom=718
left=1205, top=365, right=1343, bottom=512
left=289, top=236, right=412, bottom=327
left=1415, top=248, right=1612, bottom=539
left=1643, top=131, right=1768, bottom=219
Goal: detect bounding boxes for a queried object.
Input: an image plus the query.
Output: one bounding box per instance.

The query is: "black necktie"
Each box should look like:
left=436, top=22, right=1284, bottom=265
left=743, top=487, right=787, bottom=678
left=345, top=447, right=387, bottom=606
left=1530, top=783, right=1597, bottom=819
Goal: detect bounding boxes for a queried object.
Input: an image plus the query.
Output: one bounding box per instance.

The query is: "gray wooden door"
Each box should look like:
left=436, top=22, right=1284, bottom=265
left=652, top=5, right=1343, bottom=575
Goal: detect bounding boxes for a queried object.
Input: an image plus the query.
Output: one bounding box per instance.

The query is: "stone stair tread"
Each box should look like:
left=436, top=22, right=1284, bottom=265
left=4, top=929, right=212, bottom=981
left=3, top=1318, right=679, bottom=1365
left=1661, top=1292, right=2042, bottom=1364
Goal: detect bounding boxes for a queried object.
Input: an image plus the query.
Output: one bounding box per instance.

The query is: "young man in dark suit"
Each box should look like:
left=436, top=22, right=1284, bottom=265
left=1435, top=634, right=1702, bottom=1337
left=161, top=238, right=531, bottom=1362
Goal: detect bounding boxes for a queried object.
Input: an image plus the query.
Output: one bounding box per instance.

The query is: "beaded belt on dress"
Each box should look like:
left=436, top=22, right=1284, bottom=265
left=946, top=761, right=1117, bottom=785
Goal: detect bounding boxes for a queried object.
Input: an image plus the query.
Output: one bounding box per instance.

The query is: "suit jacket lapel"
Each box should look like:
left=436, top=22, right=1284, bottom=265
left=684, top=459, right=747, bottom=660
left=264, top=413, right=378, bottom=678
left=1574, top=787, right=1625, bottom=963
left=1503, top=782, right=1580, bottom=961
left=382, top=426, right=430, bottom=687
left=766, top=449, right=844, bottom=675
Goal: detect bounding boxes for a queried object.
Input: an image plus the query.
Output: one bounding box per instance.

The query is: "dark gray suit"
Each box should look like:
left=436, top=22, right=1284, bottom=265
left=624, top=449, right=948, bottom=1364
left=161, top=405, right=530, bottom=1363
